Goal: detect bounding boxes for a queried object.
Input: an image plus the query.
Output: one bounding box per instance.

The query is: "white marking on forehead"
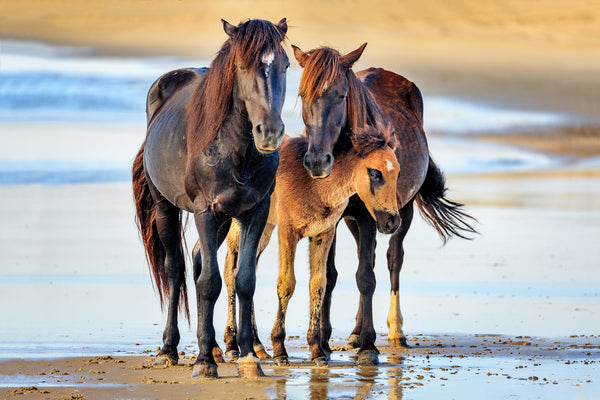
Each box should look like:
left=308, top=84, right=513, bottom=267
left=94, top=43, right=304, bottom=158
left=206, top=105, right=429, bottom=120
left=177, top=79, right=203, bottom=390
left=262, top=52, right=274, bottom=77
left=386, top=158, right=396, bottom=172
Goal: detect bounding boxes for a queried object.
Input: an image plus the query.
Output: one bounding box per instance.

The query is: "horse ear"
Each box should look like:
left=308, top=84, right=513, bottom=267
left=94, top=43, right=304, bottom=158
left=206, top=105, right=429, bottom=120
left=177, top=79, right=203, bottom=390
left=342, top=43, right=367, bottom=68
left=222, top=19, right=237, bottom=38
left=292, top=45, right=309, bottom=67
left=277, top=18, right=288, bottom=35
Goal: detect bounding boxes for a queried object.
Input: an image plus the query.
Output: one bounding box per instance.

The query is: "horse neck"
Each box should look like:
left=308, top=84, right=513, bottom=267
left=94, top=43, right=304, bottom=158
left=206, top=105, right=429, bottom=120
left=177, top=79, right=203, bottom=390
left=317, top=150, right=359, bottom=206
left=214, top=92, right=255, bottom=158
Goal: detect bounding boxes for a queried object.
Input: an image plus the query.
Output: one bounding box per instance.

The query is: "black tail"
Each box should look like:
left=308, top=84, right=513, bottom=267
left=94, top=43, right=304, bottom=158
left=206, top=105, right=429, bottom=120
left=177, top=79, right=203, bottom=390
left=132, top=143, right=190, bottom=321
left=415, top=158, right=478, bottom=244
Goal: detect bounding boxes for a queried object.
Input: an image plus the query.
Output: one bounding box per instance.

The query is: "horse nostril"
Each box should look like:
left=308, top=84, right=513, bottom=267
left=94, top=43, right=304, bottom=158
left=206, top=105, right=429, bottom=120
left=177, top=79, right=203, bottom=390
left=323, top=153, right=333, bottom=167
left=303, top=154, right=310, bottom=169
left=255, top=124, right=264, bottom=135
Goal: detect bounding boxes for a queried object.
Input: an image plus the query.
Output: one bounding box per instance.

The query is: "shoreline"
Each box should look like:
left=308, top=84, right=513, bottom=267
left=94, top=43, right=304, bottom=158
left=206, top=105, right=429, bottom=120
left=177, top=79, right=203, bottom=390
left=1, top=333, right=598, bottom=399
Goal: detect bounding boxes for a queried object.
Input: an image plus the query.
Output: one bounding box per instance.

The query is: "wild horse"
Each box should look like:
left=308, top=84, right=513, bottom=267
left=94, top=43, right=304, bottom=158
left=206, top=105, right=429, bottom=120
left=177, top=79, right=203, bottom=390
left=293, top=43, right=477, bottom=364
left=224, top=124, right=400, bottom=366
left=132, top=18, right=289, bottom=378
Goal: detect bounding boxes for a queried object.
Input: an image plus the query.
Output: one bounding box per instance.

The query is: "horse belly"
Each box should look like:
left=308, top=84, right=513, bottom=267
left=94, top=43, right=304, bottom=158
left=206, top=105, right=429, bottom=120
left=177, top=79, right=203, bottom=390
left=144, top=109, right=194, bottom=211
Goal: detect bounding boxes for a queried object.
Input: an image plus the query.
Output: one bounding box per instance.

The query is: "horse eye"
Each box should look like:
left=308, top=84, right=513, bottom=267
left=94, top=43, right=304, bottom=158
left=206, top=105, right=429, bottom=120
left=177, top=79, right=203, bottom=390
left=367, top=168, right=382, bottom=181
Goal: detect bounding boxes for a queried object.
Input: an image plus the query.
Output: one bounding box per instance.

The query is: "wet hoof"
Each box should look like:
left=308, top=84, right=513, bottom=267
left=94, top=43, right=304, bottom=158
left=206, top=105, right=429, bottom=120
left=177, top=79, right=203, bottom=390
left=254, top=344, right=272, bottom=360
left=153, top=354, right=177, bottom=367
left=191, top=362, right=218, bottom=379
left=212, top=347, right=225, bottom=364
left=273, top=356, right=289, bottom=366
left=388, top=335, right=409, bottom=348
left=313, top=356, right=328, bottom=367
left=347, top=334, right=361, bottom=349
left=238, top=355, right=265, bottom=378
left=357, top=350, right=380, bottom=366
left=224, top=350, right=239, bottom=363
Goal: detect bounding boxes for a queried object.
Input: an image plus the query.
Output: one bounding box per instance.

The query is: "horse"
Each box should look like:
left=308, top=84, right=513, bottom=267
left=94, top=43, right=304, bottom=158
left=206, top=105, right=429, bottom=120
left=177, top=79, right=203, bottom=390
left=132, top=18, right=289, bottom=379
left=292, top=43, right=477, bottom=364
left=222, top=124, right=400, bottom=366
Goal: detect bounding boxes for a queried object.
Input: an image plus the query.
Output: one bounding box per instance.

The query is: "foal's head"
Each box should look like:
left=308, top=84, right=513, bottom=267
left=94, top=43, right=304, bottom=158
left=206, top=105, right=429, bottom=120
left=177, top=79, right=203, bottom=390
left=294, top=43, right=376, bottom=178
left=351, top=125, right=401, bottom=234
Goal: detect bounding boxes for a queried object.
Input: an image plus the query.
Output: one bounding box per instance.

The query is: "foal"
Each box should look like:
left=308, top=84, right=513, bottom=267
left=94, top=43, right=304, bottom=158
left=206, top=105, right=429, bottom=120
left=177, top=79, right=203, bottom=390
left=224, top=125, right=400, bottom=366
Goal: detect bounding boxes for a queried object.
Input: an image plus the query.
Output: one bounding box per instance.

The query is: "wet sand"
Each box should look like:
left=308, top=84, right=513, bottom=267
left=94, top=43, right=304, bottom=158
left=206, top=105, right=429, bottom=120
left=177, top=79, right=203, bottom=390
left=1, top=334, right=599, bottom=399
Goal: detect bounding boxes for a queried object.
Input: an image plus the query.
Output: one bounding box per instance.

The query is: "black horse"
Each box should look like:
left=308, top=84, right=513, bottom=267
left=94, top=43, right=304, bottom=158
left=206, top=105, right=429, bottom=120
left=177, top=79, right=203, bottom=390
left=132, top=18, right=289, bottom=378
left=292, top=43, right=477, bottom=365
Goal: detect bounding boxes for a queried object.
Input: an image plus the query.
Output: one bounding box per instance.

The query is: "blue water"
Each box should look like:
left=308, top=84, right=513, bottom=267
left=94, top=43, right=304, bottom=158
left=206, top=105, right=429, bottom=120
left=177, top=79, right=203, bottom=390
left=0, top=39, right=578, bottom=183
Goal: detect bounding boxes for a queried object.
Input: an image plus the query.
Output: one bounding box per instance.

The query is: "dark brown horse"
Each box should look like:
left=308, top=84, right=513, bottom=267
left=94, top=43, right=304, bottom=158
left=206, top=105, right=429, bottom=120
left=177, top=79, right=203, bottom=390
left=223, top=124, right=400, bottom=366
left=132, top=18, right=289, bottom=378
left=293, top=44, right=477, bottom=364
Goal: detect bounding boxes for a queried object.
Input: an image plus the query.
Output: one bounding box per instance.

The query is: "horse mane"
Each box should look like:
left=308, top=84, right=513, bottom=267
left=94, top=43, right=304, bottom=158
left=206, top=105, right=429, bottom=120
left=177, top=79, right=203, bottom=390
left=298, top=46, right=386, bottom=133
left=187, top=19, right=286, bottom=155
left=351, top=123, right=395, bottom=157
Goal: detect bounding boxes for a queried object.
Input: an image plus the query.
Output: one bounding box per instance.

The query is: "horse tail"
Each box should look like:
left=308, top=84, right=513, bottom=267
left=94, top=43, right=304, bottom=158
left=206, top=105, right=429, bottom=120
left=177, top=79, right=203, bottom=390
left=415, top=157, right=478, bottom=244
left=132, top=143, right=190, bottom=321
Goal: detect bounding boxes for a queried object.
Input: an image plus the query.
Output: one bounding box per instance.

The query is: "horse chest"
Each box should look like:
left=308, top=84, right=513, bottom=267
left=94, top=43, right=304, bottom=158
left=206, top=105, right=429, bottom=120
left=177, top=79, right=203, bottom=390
left=297, top=201, right=347, bottom=238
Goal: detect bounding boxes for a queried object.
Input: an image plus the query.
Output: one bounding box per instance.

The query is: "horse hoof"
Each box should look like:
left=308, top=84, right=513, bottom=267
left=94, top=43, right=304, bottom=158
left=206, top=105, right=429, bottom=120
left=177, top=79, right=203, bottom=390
left=273, top=356, right=289, bottom=366
left=153, top=354, right=177, bottom=367
left=313, top=357, right=328, bottom=367
left=389, top=336, right=409, bottom=348
left=255, top=347, right=271, bottom=361
left=347, top=334, right=361, bottom=349
left=238, top=355, right=265, bottom=378
left=191, top=362, right=218, bottom=379
left=212, top=347, right=225, bottom=364
left=224, top=350, right=239, bottom=363
left=357, top=350, right=380, bottom=366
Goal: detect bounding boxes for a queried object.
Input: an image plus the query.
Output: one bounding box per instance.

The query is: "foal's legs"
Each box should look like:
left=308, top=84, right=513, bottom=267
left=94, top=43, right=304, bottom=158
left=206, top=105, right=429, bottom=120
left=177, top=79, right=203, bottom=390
left=386, top=200, right=414, bottom=348
left=319, top=232, right=338, bottom=359
left=271, top=227, right=300, bottom=366
left=307, top=228, right=337, bottom=365
left=149, top=186, right=185, bottom=366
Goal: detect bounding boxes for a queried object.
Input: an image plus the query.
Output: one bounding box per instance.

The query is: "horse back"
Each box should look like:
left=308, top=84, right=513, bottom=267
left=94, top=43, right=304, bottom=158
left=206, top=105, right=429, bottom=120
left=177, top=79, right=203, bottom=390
left=146, top=68, right=208, bottom=125
left=357, top=68, right=429, bottom=207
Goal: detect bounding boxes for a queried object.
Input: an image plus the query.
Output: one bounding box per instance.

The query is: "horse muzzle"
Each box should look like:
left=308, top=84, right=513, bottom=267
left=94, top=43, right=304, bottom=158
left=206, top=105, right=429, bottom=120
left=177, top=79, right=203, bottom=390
left=303, top=151, right=334, bottom=179
left=254, top=123, right=284, bottom=154
left=375, top=210, right=400, bottom=234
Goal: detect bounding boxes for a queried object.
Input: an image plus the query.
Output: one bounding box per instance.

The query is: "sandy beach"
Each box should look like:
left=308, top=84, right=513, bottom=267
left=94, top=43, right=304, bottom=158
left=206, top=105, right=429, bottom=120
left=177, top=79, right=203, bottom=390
left=1, top=1, right=599, bottom=399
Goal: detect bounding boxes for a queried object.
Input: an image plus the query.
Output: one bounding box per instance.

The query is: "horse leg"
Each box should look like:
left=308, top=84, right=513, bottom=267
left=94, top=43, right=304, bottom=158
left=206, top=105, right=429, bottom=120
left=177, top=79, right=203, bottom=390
left=343, top=218, right=362, bottom=348
left=387, top=201, right=413, bottom=348
left=191, top=210, right=222, bottom=378
left=149, top=188, right=185, bottom=366
left=353, top=213, right=379, bottom=365
left=307, top=228, right=336, bottom=366
left=223, top=221, right=274, bottom=363
left=270, top=227, right=299, bottom=366
left=192, top=220, right=231, bottom=364
left=252, top=223, right=276, bottom=360
left=223, top=221, right=241, bottom=362
left=233, top=199, right=271, bottom=378
left=319, top=232, right=338, bottom=359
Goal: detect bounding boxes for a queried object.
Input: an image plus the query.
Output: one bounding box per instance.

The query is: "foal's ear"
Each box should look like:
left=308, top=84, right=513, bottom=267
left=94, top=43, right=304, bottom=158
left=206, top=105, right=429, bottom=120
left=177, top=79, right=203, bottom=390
left=222, top=19, right=238, bottom=38
left=342, top=43, right=367, bottom=68
left=292, top=45, right=309, bottom=67
left=277, top=18, right=288, bottom=35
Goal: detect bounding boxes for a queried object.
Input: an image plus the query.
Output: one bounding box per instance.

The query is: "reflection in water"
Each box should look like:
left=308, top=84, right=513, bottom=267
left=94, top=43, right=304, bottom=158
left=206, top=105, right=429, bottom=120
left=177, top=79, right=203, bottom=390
left=309, top=368, right=330, bottom=400
left=356, top=366, right=378, bottom=398
left=388, top=366, right=404, bottom=400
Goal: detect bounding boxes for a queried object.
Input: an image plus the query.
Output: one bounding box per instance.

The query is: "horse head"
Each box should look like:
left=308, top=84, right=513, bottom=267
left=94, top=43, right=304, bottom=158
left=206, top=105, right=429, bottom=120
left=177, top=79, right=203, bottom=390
left=293, top=43, right=367, bottom=178
left=350, top=124, right=400, bottom=234
left=224, top=18, right=289, bottom=154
